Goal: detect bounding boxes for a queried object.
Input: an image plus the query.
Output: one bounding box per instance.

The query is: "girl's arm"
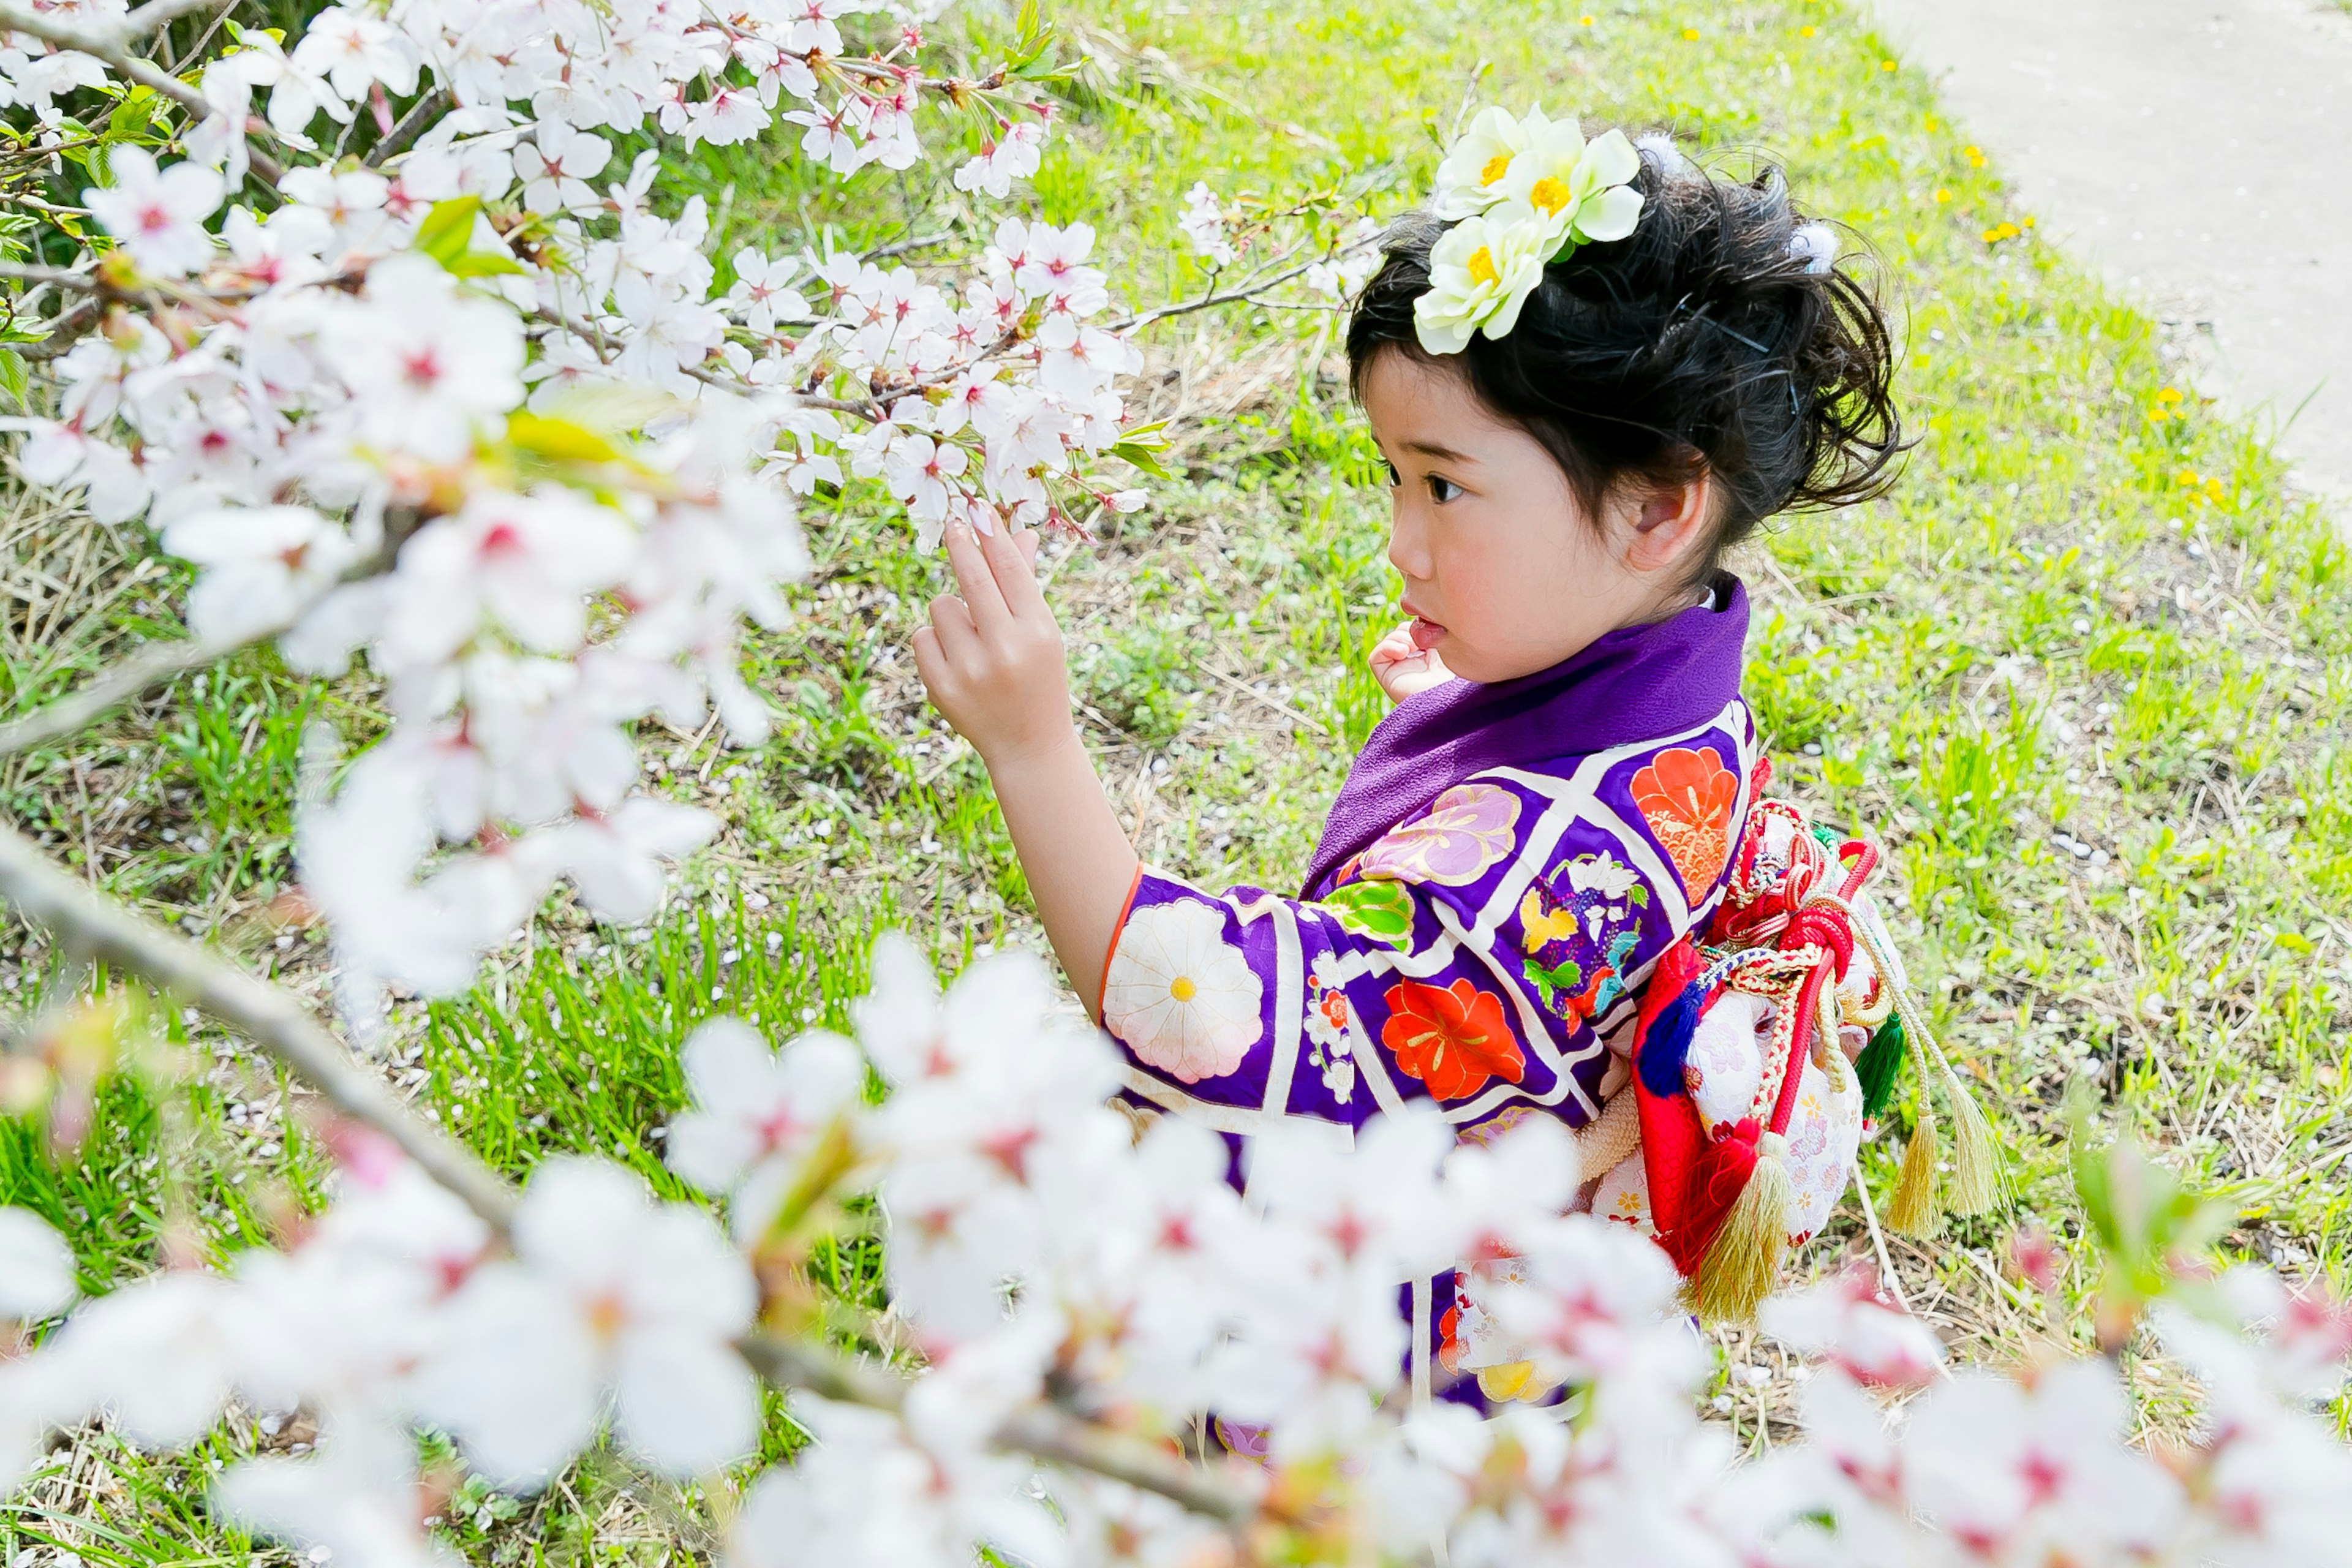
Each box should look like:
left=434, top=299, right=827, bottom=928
left=910, top=520, right=1140, bottom=1016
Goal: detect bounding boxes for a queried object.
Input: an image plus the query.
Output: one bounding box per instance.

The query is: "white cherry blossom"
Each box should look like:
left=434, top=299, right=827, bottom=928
left=84, top=146, right=222, bottom=275
left=417, top=1158, right=758, bottom=1485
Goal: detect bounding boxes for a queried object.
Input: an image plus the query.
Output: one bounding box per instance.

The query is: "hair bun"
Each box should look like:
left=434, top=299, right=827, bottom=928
left=1346, top=132, right=1904, bottom=584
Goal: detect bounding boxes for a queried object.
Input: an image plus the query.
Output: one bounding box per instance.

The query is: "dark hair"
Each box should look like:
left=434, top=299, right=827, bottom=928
left=1345, top=134, right=1903, bottom=583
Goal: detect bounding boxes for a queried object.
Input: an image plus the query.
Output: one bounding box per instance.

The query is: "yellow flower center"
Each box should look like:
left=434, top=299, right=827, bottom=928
left=1466, top=245, right=1499, bottom=287
left=1478, top=153, right=1511, bottom=186
left=1169, top=975, right=1197, bottom=1002
left=1527, top=176, right=1570, bottom=215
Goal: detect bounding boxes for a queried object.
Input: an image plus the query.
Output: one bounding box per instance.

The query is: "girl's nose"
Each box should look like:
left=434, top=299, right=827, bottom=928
left=1387, top=503, right=1433, bottom=582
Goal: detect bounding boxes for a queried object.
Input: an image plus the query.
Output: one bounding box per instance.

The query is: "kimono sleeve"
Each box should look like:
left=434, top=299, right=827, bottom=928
left=1093, top=774, right=1672, bottom=1136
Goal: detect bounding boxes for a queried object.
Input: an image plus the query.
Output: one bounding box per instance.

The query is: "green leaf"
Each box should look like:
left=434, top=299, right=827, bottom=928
left=106, top=88, right=157, bottom=144
left=415, top=196, right=484, bottom=268
left=1523, top=955, right=1585, bottom=1009
left=1316, top=880, right=1414, bottom=950
left=1109, top=418, right=1174, bottom=478
left=445, top=249, right=524, bottom=277
left=0, top=349, right=27, bottom=410
left=1108, top=440, right=1172, bottom=480
left=505, top=410, right=625, bottom=466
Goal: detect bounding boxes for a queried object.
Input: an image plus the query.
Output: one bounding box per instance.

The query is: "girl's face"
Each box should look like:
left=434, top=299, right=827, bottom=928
left=1360, top=350, right=1711, bottom=685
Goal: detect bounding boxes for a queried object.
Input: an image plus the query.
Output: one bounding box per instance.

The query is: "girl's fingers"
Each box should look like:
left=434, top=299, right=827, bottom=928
left=925, top=591, right=981, bottom=672
left=910, top=623, right=948, bottom=692
left=944, top=521, right=1012, bottom=635
left=978, top=521, right=1049, bottom=622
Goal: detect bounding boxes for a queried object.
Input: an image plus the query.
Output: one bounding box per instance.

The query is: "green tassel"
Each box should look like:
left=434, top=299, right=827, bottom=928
left=1855, top=1016, right=1907, bottom=1120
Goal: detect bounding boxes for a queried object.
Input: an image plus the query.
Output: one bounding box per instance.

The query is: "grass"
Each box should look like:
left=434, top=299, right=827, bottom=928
left=6, top=0, right=2352, bottom=1557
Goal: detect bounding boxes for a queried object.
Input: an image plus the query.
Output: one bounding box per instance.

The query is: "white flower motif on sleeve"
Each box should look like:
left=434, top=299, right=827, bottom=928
left=1102, top=899, right=1262, bottom=1084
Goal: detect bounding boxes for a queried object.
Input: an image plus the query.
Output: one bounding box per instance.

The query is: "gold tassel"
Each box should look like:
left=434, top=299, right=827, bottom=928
left=1937, top=1059, right=2000, bottom=1215
left=1689, top=1132, right=1794, bottom=1324
left=1885, top=1099, right=1942, bottom=1237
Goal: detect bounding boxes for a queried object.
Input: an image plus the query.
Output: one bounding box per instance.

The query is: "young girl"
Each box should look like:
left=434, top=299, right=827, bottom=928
left=911, top=111, right=1904, bottom=1403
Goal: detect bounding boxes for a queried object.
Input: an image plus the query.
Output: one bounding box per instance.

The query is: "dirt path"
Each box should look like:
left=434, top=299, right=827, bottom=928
left=1865, top=0, right=2352, bottom=503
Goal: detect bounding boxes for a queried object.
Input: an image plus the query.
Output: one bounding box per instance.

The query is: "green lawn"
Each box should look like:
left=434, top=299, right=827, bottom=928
left=6, top=0, right=2351, bottom=1558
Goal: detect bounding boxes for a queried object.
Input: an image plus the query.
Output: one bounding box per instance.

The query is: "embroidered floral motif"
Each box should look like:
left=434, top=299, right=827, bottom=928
left=1455, top=1105, right=1535, bottom=1148
left=1439, top=1261, right=1561, bottom=1404
left=1380, top=977, right=1525, bottom=1101
left=1630, top=745, right=1740, bottom=897
left=1357, top=782, right=1521, bottom=887
left=1303, top=964, right=1357, bottom=1105
left=1517, top=851, right=1651, bottom=1021
left=1102, top=899, right=1262, bottom=1083
left=1314, top=879, right=1415, bottom=950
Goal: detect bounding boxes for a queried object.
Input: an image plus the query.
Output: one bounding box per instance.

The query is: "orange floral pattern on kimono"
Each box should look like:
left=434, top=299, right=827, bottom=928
left=1630, top=746, right=1740, bottom=897
left=1379, top=978, right=1524, bottom=1101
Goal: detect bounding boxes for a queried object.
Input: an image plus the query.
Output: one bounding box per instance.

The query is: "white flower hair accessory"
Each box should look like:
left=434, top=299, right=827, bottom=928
left=1415, top=105, right=1646, bottom=356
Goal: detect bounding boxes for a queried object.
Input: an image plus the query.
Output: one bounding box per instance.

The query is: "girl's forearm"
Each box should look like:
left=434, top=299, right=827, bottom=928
left=984, top=726, right=1141, bottom=1019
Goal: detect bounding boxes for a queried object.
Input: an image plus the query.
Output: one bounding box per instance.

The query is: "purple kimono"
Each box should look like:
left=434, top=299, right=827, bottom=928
left=1096, top=577, right=1756, bottom=1406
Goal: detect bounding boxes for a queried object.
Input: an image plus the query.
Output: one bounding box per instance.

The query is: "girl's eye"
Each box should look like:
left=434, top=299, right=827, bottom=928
left=1384, top=460, right=1402, bottom=488
left=1427, top=475, right=1463, bottom=504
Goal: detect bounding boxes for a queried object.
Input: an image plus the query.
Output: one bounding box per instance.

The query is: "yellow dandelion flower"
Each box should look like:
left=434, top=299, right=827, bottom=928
left=1881, top=58, right=1897, bottom=72
left=2174, top=468, right=2200, bottom=486
left=1965, top=145, right=1985, bottom=167
left=1981, top=225, right=2002, bottom=243
left=2147, top=408, right=2169, bottom=424
left=1933, top=187, right=1952, bottom=204
left=1800, top=24, right=1816, bottom=36
left=2022, top=215, right=2037, bottom=228
left=2157, top=386, right=2184, bottom=404
left=1684, top=27, right=1701, bottom=40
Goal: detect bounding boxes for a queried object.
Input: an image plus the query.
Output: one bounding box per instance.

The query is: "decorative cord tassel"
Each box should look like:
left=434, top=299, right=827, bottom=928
left=1884, top=1099, right=1943, bottom=1238
left=1822, top=889, right=2006, bottom=1229
left=1690, top=1131, right=1793, bottom=1324
left=1934, top=1052, right=2000, bottom=1215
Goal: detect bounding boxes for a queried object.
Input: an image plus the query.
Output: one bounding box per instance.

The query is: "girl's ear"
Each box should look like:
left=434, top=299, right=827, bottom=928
left=1619, top=472, right=1714, bottom=576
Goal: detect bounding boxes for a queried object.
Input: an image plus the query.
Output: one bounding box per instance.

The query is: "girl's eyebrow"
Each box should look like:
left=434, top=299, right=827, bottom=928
left=1403, top=439, right=1479, bottom=464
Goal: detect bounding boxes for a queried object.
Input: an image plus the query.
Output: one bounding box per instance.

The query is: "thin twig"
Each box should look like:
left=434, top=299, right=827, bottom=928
left=0, top=630, right=270, bottom=760
left=0, top=822, right=519, bottom=1229
left=118, top=0, right=224, bottom=38
left=363, top=86, right=450, bottom=168
left=1110, top=252, right=1330, bottom=332
left=864, top=229, right=956, bottom=262
left=0, top=0, right=283, bottom=184
left=19, top=298, right=100, bottom=361
left=1198, top=662, right=1332, bottom=737
left=734, top=1333, right=1259, bottom=1525
left=0, top=263, right=98, bottom=290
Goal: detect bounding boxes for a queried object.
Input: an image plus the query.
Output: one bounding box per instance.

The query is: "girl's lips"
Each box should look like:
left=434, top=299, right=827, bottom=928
left=1408, top=615, right=1447, bottom=652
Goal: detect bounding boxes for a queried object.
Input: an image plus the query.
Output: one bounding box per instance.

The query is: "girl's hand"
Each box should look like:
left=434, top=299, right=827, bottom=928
left=912, top=521, right=1074, bottom=767
left=1370, top=620, right=1455, bottom=702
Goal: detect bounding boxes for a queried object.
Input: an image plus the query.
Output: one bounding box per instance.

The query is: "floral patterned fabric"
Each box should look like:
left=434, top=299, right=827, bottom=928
left=1100, top=704, right=1757, bottom=1410
left=1100, top=703, right=1757, bottom=1158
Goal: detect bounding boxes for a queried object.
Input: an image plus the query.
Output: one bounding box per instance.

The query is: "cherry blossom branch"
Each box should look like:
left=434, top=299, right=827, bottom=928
left=0, top=0, right=284, bottom=183
left=734, top=1333, right=1259, bottom=1526
left=1110, top=249, right=1330, bottom=332
left=0, top=262, right=97, bottom=290
left=364, top=87, right=451, bottom=168
left=18, top=297, right=99, bottom=361
left=119, top=0, right=226, bottom=38
left=0, top=3, right=202, bottom=114
left=0, top=628, right=274, bottom=760
left=0, top=821, right=519, bottom=1228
